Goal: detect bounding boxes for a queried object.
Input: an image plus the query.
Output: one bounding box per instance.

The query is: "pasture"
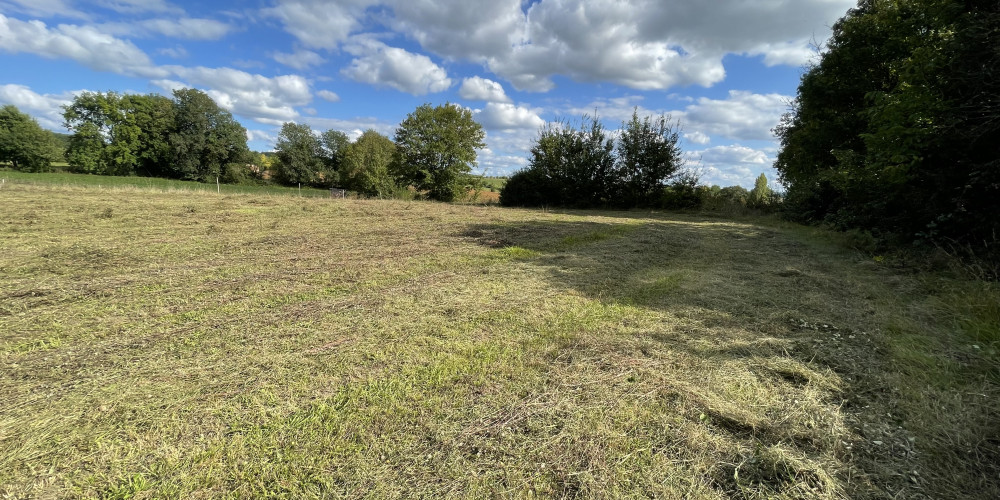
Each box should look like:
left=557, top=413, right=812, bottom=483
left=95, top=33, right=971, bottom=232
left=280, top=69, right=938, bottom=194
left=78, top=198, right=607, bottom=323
left=1, top=182, right=997, bottom=498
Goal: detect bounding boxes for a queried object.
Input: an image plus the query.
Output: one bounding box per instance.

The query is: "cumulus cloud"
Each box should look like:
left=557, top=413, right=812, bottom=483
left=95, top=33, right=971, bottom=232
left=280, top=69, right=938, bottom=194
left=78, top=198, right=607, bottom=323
left=342, top=38, right=452, bottom=95
left=459, top=76, right=511, bottom=103
left=474, top=102, right=545, bottom=131
left=679, top=90, right=790, bottom=141
left=684, top=131, right=710, bottom=145
left=316, top=90, right=340, bottom=102
left=689, top=144, right=775, bottom=188
left=272, top=49, right=325, bottom=69
left=0, top=83, right=81, bottom=129
left=263, top=0, right=375, bottom=50
left=0, top=14, right=165, bottom=77
left=388, top=0, right=525, bottom=61
left=166, top=66, right=312, bottom=123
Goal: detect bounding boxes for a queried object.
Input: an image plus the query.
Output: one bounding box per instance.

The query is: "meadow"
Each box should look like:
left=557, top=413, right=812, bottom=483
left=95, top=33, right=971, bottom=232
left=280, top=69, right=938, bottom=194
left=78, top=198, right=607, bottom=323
left=1, top=180, right=997, bottom=498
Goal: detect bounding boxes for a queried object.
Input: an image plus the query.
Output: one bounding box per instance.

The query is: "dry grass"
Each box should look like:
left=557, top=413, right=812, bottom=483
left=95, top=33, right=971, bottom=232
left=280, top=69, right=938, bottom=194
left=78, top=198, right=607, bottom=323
left=1, top=182, right=997, bottom=499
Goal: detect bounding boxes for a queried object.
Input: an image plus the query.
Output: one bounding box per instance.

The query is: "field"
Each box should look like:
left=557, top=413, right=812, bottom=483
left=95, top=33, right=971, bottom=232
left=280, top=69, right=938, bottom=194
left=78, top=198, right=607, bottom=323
left=1, top=181, right=998, bottom=498
left=0, top=170, right=333, bottom=198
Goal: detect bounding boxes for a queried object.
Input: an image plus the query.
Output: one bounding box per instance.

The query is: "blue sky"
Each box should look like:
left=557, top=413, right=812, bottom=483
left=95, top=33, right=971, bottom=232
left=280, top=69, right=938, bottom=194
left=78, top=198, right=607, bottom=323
left=0, top=0, right=855, bottom=187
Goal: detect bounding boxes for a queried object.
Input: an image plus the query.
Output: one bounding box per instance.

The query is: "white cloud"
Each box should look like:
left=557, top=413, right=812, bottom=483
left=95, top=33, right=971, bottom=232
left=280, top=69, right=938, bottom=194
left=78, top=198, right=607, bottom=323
left=684, top=131, right=710, bottom=145
left=679, top=90, right=790, bottom=141
left=388, top=0, right=525, bottom=61
left=98, top=18, right=232, bottom=40
left=165, top=66, right=312, bottom=124
left=0, top=0, right=87, bottom=19
left=246, top=129, right=275, bottom=143
left=459, top=76, right=511, bottom=103
left=0, top=83, right=81, bottom=130
left=263, top=0, right=376, bottom=50
left=0, top=14, right=165, bottom=77
left=689, top=144, right=775, bottom=188
left=316, top=90, right=340, bottom=102
left=94, top=0, right=182, bottom=14
left=272, top=49, right=325, bottom=69
left=474, top=102, right=545, bottom=131
left=342, top=38, right=452, bottom=95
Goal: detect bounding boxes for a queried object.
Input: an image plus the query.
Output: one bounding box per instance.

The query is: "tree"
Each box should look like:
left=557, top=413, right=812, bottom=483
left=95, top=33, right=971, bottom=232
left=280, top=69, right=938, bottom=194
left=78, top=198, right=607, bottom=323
left=126, top=94, right=175, bottom=178
left=63, top=91, right=139, bottom=175
left=320, top=129, right=350, bottom=175
left=615, top=109, right=683, bottom=207
left=341, top=130, right=397, bottom=198
left=774, top=0, right=999, bottom=248
left=0, top=105, right=60, bottom=171
left=273, top=122, right=327, bottom=186
left=748, top=173, right=773, bottom=208
left=168, top=88, right=251, bottom=182
left=501, top=112, right=682, bottom=209
left=394, top=103, right=485, bottom=201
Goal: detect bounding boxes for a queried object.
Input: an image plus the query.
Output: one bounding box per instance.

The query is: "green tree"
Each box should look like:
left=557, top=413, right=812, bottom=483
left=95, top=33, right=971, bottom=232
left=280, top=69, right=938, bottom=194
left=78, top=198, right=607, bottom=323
left=63, top=91, right=140, bottom=175
left=126, top=94, right=175, bottom=178
left=748, top=173, right=773, bottom=208
left=168, top=88, right=251, bottom=182
left=394, top=103, right=485, bottom=201
left=774, top=0, right=999, bottom=248
left=0, top=105, right=60, bottom=171
left=320, top=129, right=350, bottom=176
left=615, top=109, right=683, bottom=207
left=341, top=130, right=397, bottom=198
left=273, top=122, right=326, bottom=186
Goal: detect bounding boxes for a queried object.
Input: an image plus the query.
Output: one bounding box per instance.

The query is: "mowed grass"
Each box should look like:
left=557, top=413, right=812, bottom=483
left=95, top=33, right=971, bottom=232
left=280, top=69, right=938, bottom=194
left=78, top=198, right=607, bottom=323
left=1, top=182, right=997, bottom=499
left=0, top=170, right=332, bottom=198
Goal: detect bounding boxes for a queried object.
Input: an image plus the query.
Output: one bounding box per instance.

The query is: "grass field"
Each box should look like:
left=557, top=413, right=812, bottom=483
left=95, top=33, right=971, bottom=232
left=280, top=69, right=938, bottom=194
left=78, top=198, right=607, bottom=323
left=0, top=170, right=332, bottom=198
left=1, top=181, right=997, bottom=498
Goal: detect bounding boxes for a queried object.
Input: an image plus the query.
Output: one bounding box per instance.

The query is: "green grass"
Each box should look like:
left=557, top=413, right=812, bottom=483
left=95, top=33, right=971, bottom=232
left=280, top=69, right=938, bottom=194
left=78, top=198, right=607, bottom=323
left=0, top=169, right=332, bottom=197
left=1, top=183, right=997, bottom=498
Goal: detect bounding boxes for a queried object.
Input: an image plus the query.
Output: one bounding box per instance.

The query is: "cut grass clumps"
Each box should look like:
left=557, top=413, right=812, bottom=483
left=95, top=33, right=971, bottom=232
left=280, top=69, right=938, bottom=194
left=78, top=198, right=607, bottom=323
left=0, top=182, right=997, bottom=498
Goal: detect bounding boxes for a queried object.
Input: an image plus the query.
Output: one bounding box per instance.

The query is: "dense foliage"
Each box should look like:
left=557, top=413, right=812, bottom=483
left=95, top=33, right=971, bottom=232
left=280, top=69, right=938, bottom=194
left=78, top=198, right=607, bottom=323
left=272, top=122, right=330, bottom=187
left=394, top=103, right=486, bottom=202
left=500, top=111, right=684, bottom=208
left=774, top=0, right=999, bottom=250
left=63, top=89, right=252, bottom=182
left=0, top=105, right=61, bottom=172
left=341, top=130, right=398, bottom=198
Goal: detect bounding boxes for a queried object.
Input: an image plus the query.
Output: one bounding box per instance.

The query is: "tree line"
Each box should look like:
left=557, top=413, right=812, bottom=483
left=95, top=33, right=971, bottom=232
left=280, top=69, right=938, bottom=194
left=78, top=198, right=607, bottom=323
left=271, top=103, right=485, bottom=201
left=774, top=0, right=999, bottom=255
left=500, top=111, right=688, bottom=208
left=2, top=94, right=487, bottom=202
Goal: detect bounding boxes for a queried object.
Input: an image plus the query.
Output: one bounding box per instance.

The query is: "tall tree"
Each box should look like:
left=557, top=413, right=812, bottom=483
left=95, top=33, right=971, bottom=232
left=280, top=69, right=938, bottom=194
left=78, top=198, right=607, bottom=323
left=615, top=110, right=683, bottom=207
left=774, top=0, right=999, bottom=247
left=320, top=129, right=350, bottom=175
left=0, top=105, right=60, bottom=172
left=63, top=91, right=140, bottom=175
left=394, top=103, right=485, bottom=201
left=126, top=94, right=175, bottom=178
left=168, top=88, right=251, bottom=182
left=273, top=122, right=327, bottom=186
left=341, top=130, right=397, bottom=198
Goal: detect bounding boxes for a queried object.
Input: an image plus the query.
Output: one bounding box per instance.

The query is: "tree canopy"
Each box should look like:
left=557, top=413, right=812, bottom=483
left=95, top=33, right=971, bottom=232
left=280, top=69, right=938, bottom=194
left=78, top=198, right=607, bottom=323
left=62, top=89, right=251, bottom=182
left=500, top=111, right=684, bottom=208
left=394, top=103, right=485, bottom=202
left=0, top=105, right=61, bottom=172
left=774, top=0, right=999, bottom=250
left=273, top=122, right=329, bottom=187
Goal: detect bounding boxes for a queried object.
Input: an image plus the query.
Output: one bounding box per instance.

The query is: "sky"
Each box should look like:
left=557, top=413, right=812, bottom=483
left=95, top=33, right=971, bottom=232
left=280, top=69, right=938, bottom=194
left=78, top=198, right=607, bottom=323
left=0, top=0, right=857, bottom=188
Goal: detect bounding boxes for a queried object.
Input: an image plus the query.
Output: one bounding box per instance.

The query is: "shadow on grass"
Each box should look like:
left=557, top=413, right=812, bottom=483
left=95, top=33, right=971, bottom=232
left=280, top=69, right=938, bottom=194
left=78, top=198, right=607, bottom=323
left=458, top=216, right=999, bottom=499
